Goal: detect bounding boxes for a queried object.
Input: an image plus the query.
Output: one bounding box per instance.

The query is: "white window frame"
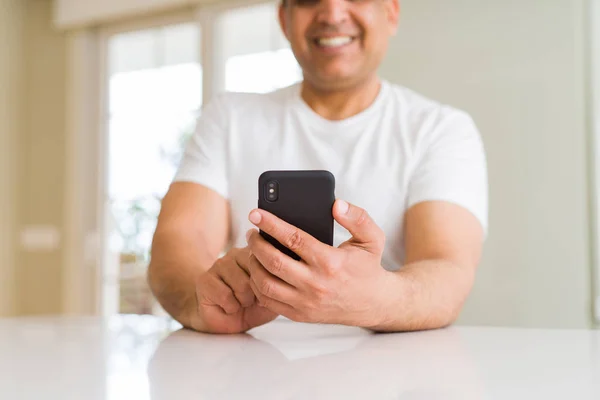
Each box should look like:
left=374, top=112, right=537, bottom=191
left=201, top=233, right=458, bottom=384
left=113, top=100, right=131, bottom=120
left=63, top=0, right=285, bottom=316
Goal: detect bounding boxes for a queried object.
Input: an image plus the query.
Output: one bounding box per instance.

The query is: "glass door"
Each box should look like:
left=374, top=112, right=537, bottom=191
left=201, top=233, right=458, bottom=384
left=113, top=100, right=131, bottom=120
left=219, top=2, right=302, bottom=93
left=103, top=22, right=202, bottom=316
left=100, top=2, right=304, bottom=318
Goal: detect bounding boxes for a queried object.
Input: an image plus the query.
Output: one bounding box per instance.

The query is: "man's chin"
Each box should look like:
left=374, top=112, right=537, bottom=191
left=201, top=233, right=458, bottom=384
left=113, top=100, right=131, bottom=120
left=307, top=71, right=365, bottom=91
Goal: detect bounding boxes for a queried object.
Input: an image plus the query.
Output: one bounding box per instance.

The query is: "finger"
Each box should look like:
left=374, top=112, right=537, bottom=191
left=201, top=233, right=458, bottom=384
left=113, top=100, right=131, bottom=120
left=333, top=199, right=385, bottom=254
left=247, top=229, right=311, bottom=288
left=246, top=251, right=300, bottom=305
left=248, top=209, right=330, bottom=264
left=215, top=259, right=255, bottom=308
left=202, top=274, right=242, bottom=315
left=234, top=247, right=253, bottom=274
left=249, top=279, right=300, bottom=321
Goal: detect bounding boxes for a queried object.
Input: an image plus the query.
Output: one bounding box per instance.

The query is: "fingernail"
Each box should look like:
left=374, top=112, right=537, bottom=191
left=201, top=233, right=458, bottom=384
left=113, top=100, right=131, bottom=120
left=249, top=210, right=262, bottom=225
left=337, top=200, right=349, bottom=215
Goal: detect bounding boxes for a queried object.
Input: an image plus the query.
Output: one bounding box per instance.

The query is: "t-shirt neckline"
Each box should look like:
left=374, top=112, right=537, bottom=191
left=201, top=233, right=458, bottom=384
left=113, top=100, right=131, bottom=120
left=291, top=80, right=390, bottom=131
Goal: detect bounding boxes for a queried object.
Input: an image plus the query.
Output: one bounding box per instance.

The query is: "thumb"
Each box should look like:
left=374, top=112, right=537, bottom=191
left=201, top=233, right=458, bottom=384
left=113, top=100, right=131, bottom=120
left=333, top=199, right=385, bottom=254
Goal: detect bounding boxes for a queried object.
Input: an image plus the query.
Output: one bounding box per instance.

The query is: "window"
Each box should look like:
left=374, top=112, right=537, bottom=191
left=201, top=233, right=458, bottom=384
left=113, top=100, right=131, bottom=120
left=226, top=49, right=301, bottom=93
left=103, top=22, right=201, bottom=316
left=221, top=3, right=302, bottom=93
left=99, top=1, right=302, bottom=318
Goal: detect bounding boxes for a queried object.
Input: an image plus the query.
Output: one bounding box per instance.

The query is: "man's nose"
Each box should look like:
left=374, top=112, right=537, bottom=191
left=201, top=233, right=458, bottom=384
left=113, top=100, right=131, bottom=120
left=315, top=0, right=349, bottom=26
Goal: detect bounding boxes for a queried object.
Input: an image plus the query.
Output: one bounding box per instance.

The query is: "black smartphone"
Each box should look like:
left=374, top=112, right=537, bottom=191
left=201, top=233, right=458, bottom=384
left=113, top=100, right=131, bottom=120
left=258, top=170, right=335, bottom=261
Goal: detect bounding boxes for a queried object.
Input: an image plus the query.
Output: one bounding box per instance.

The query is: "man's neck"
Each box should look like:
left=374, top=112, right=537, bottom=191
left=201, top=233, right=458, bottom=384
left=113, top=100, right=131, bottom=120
left=300, top=76, right=382, bottom=121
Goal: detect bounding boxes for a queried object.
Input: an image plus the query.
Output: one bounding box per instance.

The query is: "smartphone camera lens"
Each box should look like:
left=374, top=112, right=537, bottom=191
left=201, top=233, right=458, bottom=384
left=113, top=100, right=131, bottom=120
left=266, top=181, right=279, bottom=202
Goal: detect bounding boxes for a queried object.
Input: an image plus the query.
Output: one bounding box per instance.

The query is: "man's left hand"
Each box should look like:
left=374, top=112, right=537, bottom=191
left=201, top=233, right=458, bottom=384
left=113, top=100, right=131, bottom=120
left=245, top=199, right=394, bottom=328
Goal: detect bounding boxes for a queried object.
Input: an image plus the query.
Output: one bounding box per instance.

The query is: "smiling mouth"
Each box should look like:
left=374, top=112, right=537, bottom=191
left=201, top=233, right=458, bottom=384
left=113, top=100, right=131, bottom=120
left=313, top=36, right=356, bottom=49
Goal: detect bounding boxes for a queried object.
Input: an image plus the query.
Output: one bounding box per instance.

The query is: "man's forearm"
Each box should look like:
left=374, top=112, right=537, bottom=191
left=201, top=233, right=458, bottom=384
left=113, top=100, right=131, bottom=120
left=367, top=260, right=476, bottom=332
left=147, top=230, right=216, bottom=329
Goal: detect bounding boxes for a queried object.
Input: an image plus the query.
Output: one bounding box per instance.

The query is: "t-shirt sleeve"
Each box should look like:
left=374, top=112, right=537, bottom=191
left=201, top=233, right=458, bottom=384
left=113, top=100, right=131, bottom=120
left=172, top=94, right=230, bottom=199
left=407, top=109, right=489, bottom=234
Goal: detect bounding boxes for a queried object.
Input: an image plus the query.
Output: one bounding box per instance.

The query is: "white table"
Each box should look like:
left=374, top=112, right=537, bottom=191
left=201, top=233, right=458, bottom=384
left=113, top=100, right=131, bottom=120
left=0, top=315, right=599, bottom=399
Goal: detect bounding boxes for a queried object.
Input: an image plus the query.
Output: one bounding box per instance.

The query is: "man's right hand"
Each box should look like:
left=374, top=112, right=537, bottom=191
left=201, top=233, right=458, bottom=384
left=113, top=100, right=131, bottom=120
left=188, top=247, right=278, bottom=334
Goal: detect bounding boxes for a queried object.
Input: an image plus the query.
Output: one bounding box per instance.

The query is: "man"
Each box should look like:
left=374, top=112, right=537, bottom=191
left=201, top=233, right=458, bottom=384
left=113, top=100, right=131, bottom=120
left=148, top=0, right=487, bottom=334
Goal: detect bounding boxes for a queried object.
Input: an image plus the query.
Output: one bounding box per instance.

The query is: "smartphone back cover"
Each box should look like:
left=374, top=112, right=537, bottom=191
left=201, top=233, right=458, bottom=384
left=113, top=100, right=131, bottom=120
left=258, top=170, right=335, bottom=260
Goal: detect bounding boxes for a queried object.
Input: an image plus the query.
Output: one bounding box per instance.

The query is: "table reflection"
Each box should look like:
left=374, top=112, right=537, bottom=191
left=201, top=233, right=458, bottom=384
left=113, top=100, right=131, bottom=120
left=148, top=321, right=485, bottom=399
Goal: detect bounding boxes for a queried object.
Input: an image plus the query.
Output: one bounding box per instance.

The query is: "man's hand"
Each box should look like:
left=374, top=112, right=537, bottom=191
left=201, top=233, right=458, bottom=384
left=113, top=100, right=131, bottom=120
left=190, top=247, right=278, bottom=334
left=245, top=200, right=393, bottom=328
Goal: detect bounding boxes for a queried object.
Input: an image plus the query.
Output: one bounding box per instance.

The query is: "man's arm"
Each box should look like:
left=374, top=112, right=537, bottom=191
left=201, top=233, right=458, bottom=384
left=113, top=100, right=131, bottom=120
left=369, top=201, right=484, bottom=332
left=148, top=182, right=230, bottom=329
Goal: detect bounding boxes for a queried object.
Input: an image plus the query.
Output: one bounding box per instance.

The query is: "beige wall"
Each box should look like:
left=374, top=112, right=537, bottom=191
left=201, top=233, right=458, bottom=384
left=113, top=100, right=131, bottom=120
left=0, top=0, right=24, bottom=316
left=54, top=0, right=193, bottom=28
left=15, top=0, right=68, bottom=315
left=380, top=0, right=592, bottom=328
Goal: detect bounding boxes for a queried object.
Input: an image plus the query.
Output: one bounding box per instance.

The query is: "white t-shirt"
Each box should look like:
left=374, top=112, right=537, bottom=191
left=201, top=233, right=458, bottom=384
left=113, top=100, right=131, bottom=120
left=174, top=80, right=488, bottom=271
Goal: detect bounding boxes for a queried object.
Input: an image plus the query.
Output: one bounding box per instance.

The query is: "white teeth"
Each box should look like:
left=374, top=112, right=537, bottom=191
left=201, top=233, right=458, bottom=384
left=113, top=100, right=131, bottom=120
left=317, top=36, right=353, bottom=48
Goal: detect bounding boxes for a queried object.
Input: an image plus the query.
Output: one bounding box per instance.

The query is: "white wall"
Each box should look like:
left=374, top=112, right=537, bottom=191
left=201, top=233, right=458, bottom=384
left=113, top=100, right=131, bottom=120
left=380, top=0, right=592, bottom=328
left=0, top=0, right=23, bottom=316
